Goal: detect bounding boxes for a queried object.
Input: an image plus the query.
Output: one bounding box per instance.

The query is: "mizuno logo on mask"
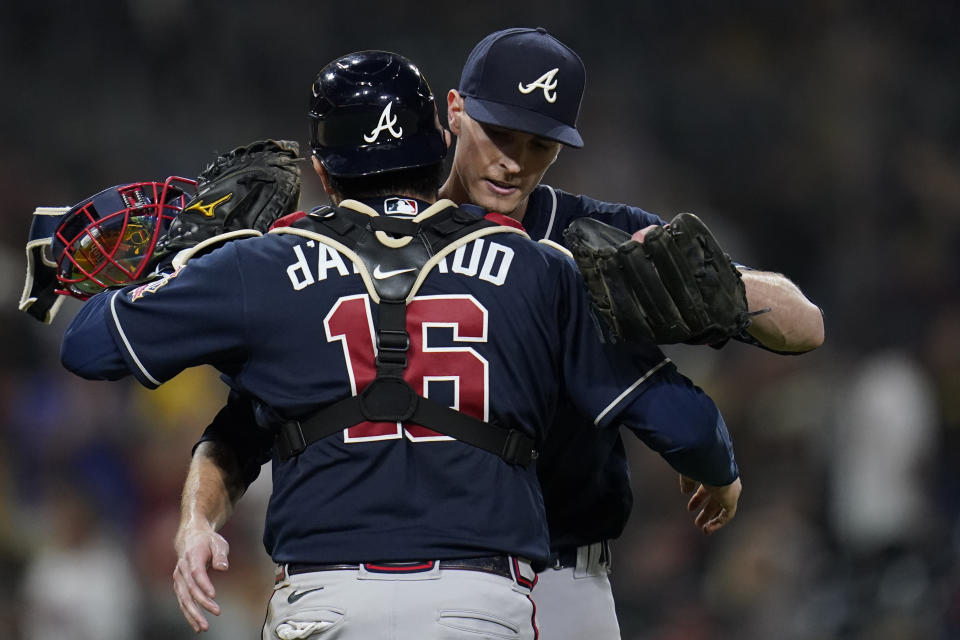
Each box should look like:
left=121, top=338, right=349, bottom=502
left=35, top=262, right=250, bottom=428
left=518, top=68, right=559, bottom=103
left=364, top=102, right=404, bottom=142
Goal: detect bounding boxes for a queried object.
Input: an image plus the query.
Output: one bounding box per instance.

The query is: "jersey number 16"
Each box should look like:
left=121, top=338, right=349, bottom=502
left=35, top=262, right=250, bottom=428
left=324, top=293, right=489, bottom=442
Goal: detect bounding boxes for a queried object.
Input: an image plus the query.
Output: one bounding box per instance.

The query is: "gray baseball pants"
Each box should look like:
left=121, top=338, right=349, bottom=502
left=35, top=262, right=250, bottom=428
left=264, top=557, right=539, bottom=639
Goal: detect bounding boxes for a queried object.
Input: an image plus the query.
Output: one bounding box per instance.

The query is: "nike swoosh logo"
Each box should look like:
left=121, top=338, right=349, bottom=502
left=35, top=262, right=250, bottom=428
left=287, top=586, right=325, bottom=604
left=373, top=265, right=416, bottom=280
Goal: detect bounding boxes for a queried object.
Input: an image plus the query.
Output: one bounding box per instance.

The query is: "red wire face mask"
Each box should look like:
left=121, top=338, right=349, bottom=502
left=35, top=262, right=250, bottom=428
left=53, top=177, right=196, bottom=299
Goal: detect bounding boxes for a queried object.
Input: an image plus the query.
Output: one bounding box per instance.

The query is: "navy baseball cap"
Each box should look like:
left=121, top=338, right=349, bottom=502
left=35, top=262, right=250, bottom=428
left=458, top=27, right=585, bottom=148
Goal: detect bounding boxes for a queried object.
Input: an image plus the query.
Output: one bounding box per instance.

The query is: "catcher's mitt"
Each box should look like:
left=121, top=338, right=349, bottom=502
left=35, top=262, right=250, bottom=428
left=158, top=139, right=302, bottom=256
left=563, top=213, right=752, bottom=346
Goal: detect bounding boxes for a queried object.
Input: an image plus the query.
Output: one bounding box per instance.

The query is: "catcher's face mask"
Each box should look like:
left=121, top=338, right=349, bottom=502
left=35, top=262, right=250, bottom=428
left=52, top=177, right=195, bottom=299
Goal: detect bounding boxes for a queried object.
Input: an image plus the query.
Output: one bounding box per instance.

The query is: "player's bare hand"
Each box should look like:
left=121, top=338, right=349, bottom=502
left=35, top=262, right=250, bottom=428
left=678, top=474, right=698, bottom=494
left=686, top=476, right=741, bottom=535
left=173, top=520, right=230, bottom=632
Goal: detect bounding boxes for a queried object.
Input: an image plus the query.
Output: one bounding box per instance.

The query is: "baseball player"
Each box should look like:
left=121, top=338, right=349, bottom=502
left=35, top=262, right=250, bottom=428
left=433, top=28, right=824, bottom=639
left=169, top=28, right=822, bottom=638
left=59, top=50, right=742, bottom=639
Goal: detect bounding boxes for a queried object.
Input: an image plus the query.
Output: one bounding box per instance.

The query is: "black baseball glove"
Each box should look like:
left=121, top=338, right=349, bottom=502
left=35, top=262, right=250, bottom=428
left=563, top=213, right=753, bottom=346
left=157, top=139, right=302, bottom=256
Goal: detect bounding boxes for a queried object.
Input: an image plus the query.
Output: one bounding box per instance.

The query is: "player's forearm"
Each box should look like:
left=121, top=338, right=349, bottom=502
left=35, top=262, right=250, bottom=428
left=740, top=270, right=824, bottom=352
left=60, top=291, right=132, bottom=379
left=625, top=371, right=739, bottom=486
left=659, top=421, right=739, bottom=488
left=656, top=409, right=739, bottom=487
left=178, top=442, right=244, bottom=537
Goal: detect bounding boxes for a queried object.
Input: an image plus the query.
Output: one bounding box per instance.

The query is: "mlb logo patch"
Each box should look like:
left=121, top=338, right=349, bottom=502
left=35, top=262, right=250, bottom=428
left=384, top=198, right=418, bottom=216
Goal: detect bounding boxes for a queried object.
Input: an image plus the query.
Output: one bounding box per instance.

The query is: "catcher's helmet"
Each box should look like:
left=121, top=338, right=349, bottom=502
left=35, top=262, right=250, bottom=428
left=308, top=50, right=447, bottom=178
left=52, top=177, right=196, bottom=299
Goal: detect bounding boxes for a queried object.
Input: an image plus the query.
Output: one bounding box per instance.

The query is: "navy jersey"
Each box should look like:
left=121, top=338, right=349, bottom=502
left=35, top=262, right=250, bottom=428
left=522, top=185, right=668, bottom=549
left=521, top=184, right=664, bottom=244
left=61, top=199, right=737, bottom=565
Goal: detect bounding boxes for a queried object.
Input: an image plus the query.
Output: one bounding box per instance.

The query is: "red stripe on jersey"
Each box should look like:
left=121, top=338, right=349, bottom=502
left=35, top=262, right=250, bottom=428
left=484, top=212, right=525, bottom=230
left=270, top=210, right=307, bottom=229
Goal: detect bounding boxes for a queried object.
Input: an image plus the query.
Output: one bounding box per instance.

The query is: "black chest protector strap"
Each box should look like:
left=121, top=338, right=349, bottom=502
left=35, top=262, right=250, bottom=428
left=273, top=204, right=537, bottom=467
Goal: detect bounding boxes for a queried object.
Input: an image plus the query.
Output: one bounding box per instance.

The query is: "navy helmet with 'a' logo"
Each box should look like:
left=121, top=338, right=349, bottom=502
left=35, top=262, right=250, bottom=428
left=459, top=27, right=585, bottom=148
left=308, top=50, right=448, bottom=178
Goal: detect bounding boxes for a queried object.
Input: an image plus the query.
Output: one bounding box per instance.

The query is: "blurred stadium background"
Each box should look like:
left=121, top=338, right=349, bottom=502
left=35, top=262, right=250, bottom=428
left=2, top=2, right=958, bottom=638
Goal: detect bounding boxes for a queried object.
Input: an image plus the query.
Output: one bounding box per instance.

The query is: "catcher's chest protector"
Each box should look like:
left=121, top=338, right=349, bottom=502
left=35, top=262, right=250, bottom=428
left=300, top=202, right=497, bottom=301
left=268, top=200, right=537, bottom=466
